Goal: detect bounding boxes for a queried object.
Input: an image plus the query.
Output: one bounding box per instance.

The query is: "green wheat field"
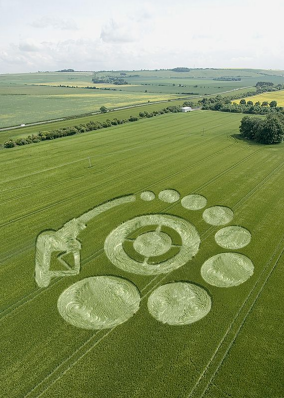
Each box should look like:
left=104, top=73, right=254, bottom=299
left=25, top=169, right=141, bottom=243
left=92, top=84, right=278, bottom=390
left=1, top=110, right=283, bottom=398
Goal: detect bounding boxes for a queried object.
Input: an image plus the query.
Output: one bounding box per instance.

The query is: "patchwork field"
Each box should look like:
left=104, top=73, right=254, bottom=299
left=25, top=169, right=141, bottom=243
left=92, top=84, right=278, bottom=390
left=1, top=110, right=283, bottom=398
left=0, top=86, right=180, bottom=128
left=236, top=89, right=284, bottom=106
left=4, top=67, right=284, bottom=128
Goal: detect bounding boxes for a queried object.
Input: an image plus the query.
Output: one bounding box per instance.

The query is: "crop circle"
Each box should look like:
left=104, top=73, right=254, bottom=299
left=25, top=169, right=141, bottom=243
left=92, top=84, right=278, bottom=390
left=158, top=189, right=180, bottom=203
left=147, top=282, right=211, bottom=325
left=57, top=276, right=140, bottom=330
left=133, top=231, right=172, bottom=257
left=104, top=214, right=200, bottom=275
left=201, top=253, right=254, bottom=287
left=203, top=206, right=234, bottom=226
left=181, top=194, right=207, bottom=210
left=140, top=191, right=155, bottom=201
left=215, top=226, right=251, bottom=249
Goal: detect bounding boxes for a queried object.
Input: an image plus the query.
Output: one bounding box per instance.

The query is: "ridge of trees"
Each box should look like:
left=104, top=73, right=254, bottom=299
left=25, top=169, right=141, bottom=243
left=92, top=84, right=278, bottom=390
left=57, top=69, right=75, bottom=72
left=171, top=67, right=191, bottom=72
left=92, top=76, right=129, bottom=85
left=213, top=77, right=241, bottom=81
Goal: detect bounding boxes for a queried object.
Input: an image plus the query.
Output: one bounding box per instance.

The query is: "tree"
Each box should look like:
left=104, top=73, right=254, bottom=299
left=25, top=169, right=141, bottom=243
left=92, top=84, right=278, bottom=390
left=100, top=106, right=108, bottom=113
left=240, top=99, right=246, bottom=105
left=269, top=100, right=277, bottom=108
left=183, top=101, right=194, bottom=107
left=239, top=116, right=263, bottom=140
left=4, top=140, right=16, bottom=148
left=255, top=114, right=284, bottom=144
left=261, top=101, right=268, bottom=107
left=247, top=100, right=254, bottom=106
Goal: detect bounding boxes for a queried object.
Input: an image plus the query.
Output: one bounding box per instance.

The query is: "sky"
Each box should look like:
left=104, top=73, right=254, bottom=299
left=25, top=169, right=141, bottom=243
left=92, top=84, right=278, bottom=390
left=0, top=0, right=284, bottom=73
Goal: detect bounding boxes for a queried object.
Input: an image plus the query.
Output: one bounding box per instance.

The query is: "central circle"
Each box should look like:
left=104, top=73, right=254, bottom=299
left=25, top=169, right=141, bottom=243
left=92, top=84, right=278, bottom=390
left=133, top=231, right=172, bottom=257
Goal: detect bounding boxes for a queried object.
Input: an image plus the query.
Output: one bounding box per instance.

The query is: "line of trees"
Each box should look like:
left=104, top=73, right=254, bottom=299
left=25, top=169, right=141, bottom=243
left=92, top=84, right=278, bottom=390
left=4, top=106, right=183, bottom=149
left=200, top=95, right=283, bottom=115
left=200, top=82, right=284, bottom=115
left=239, top=114, right=284, bottom=144
left=92, top=76, right=129, bottom=85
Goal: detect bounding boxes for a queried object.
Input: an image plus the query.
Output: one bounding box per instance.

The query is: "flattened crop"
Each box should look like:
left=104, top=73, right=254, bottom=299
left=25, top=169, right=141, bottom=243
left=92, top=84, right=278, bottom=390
left=215, top=226, right=251, bottom=249
left=201, top=253, right=254, bottom=287
left=57, top=276, right=140, bottom=330
left=147, top=282, right=211, bottom=325
left=203, top=206, right=234, bottom=226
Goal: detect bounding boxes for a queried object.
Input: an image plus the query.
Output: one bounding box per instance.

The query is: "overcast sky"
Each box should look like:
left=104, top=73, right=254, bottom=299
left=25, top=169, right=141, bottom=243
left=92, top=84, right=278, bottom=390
left=0, top=0, right=283, bottom=73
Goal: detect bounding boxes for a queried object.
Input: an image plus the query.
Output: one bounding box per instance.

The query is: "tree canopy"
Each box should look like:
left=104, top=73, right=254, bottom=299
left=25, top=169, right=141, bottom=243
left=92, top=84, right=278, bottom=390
left=239, top=114, right=284, bottom=144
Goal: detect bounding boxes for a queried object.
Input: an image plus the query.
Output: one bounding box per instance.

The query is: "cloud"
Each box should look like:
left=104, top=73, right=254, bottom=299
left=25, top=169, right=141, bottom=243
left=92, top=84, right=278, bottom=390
left=18, top=39, right=40, bottom=52
left=100, top=7, right=154, bottom=44
left=30, top=16, right=78, bottom=30
left=100, top=18, right=139, bottom=43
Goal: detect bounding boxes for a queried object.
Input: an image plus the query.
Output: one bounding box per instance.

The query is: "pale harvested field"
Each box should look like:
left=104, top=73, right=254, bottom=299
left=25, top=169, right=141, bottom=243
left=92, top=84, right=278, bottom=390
left=235, top=89, right=284, bottom=106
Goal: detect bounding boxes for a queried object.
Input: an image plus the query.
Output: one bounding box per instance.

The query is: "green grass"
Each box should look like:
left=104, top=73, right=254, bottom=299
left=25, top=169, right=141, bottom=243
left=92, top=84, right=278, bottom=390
left=1, top=111, right=284, bottom=397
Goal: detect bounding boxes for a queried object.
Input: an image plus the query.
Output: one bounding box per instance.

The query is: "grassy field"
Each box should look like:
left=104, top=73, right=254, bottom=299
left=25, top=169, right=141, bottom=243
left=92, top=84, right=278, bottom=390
left=1, top=110, right=284, bottom=398
left=236, top=89, right=284, bottom=106
left=3, top=67, right=284, bottom=128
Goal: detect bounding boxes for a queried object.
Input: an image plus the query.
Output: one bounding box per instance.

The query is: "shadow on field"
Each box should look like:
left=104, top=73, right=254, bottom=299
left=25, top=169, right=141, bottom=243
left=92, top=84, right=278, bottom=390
left=230, top=133, right=261, bottom=146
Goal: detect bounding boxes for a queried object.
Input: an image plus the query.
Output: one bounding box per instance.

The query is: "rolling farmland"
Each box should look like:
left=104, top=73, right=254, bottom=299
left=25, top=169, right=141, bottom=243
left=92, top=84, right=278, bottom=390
left=1, top=110, right=284, bottom=398
left=5, top=67, right=284, bottom=128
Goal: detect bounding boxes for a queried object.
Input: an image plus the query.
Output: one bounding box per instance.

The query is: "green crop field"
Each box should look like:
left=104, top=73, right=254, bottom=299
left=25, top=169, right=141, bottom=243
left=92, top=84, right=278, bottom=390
left=1, top=110, right=283, bottom=398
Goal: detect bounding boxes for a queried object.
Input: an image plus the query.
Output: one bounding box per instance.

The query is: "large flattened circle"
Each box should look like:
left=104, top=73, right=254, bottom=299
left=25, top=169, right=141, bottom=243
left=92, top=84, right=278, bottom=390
left=201, top=253, right=254, bottom=288
left=215, top=226, right=251, bottom=249
left=57, top=276, right=140, bottom=330
left=147, top=282, right=211, bottom=325
left=104, top=214, right=200, bottom=275
left=203, top=206, right=234, bottom=226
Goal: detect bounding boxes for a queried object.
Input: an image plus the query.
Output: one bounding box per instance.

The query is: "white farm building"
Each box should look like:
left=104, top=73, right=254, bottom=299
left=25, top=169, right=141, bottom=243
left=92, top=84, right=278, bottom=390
left=181, top=107, right=192, bottom=112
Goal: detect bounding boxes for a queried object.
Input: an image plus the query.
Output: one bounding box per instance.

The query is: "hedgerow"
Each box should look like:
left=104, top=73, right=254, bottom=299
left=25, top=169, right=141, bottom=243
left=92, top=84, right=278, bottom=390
left=4, top=106, right=182, bottom=149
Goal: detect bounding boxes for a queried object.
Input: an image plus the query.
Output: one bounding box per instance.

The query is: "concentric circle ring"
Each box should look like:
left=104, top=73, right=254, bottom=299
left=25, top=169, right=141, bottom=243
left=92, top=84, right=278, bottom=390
left=104, top=214, right=200, bottom=275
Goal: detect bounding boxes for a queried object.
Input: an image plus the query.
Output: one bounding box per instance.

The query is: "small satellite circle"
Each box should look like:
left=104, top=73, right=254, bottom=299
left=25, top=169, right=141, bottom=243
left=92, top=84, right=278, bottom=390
left=104, top=214, right=200, bottom=275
